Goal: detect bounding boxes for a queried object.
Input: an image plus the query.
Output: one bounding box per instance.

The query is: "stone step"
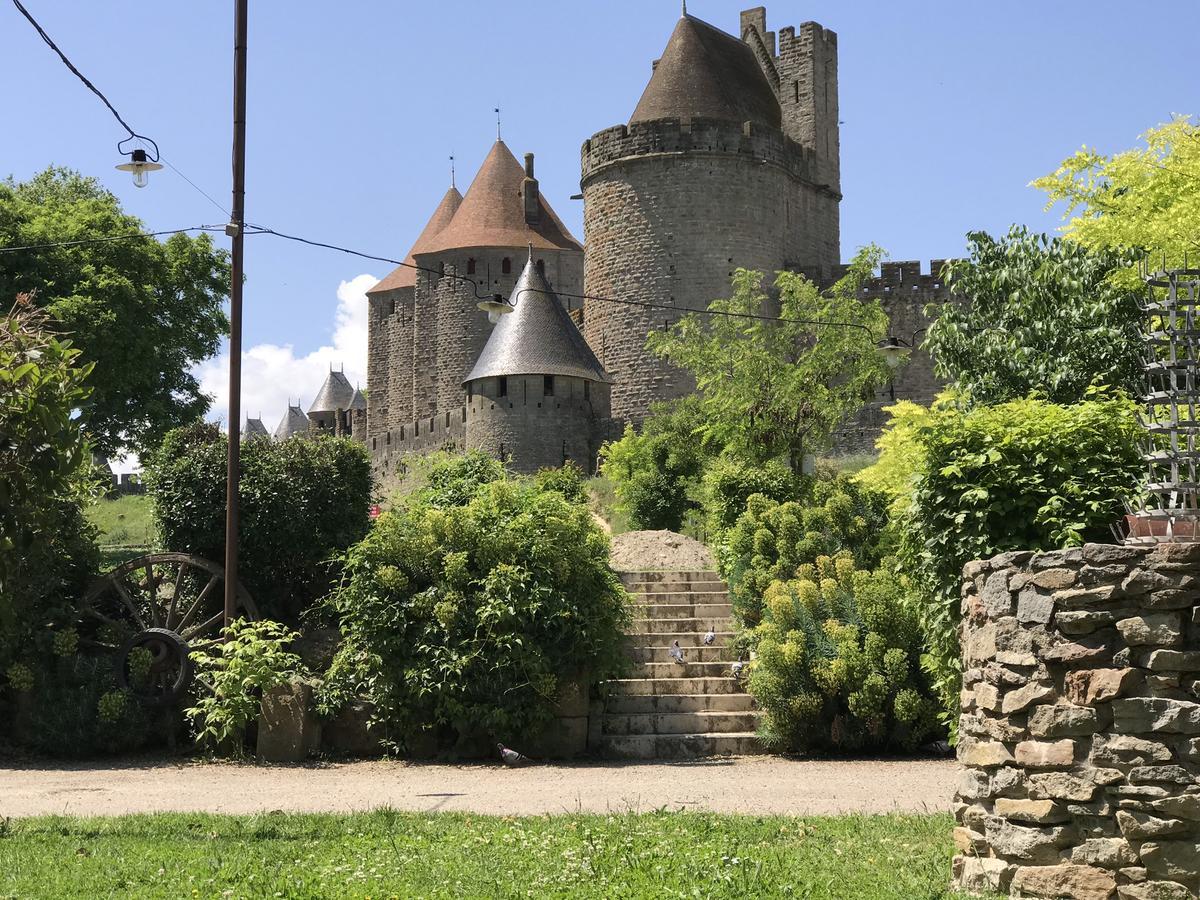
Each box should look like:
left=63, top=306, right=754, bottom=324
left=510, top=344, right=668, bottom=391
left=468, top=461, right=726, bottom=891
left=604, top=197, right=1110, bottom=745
left=593, top=732, right=766, bottom=760
left=619, top=571, right=720, bottom=585
left=629, top=631, right=736, bottom=648
left=632, top=602, right=732, bottom=620
left=626, top=645, right=733, bottom=664
left=640, top=660, right=740, bottom=677
left=603, top=676, right=743, bottom=696
left=605, top=693, right=756, bottom=714
left=627, top=580, right=727, bottom=594
left=602, top=710, right=759, bottom=736
left=631, top=617, right=720, bottom=634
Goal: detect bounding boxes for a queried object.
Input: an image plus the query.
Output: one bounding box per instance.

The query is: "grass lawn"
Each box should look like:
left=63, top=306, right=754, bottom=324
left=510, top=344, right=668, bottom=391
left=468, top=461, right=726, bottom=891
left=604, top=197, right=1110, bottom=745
left=0, top=810, right=958, bottom=899
left=85, top=494, right=158, bottom=569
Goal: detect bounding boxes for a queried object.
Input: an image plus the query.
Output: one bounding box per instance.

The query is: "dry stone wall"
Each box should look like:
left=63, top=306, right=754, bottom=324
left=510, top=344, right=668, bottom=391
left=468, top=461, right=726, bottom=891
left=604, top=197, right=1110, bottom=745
left=954, top=543, right=1200, bottom=900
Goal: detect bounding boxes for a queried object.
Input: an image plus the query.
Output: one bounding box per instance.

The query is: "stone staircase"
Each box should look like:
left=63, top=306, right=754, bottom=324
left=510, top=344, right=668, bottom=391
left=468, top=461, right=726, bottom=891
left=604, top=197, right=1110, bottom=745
left=592, top=570, right=764, bottom=759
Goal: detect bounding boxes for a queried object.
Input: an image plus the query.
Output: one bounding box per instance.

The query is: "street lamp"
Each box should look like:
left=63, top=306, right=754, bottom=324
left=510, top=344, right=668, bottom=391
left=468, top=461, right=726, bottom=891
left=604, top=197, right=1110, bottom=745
left=477, top=294, right=513, bottom=325
left=876, top=336, right=909, bottom=370
left=115, top=148, right=163, bottom=188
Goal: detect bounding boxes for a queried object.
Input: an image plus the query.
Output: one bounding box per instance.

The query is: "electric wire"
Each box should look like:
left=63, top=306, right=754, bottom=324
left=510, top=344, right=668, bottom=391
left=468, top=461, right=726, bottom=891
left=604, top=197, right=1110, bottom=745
left=10, top=0, right=160, bottom=161
left=0, top=226, right=229, bottom=253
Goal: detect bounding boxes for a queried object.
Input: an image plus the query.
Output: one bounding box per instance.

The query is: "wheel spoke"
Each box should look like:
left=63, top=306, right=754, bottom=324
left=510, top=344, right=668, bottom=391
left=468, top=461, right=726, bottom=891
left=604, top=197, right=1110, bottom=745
left=176, top=574, right=220, bottom=633
left=79, top=637, right=120, bottom=651
left=165, top=562, right=187, bottom=630
left=81, top=606, right=125, bottom=630
left=111, top=576, right=147, bottom=630
left=182, top=610, right=224, bottom=642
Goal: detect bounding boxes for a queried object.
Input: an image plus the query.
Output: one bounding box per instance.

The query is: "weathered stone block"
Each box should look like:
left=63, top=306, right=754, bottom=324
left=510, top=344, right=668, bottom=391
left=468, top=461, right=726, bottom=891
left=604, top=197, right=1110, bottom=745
left=1045, top=639, right=1113, bottom=667
left=1019, top=589, right=1057, bottom=625
left=1009, top=863, right=1116, bottom=900
left=1015, top=739, right=1077, bottom=768
left=1116, top=810, right=1190, bottom=840
left=1150, top=794, right=1200, bottom=821
left=1057, top=584, right=1121, bottom=608
left=1070, top=837, right=1137, bottom=869
left=1091, top=735, right=1173, bottom=767
left=1004, top=682, right=1056, bottom=715
left=976, top=682, right=1001, bottom=711
left=257, top=679, right=320, bottom=763
left=1146, top=650, right=1200, bottom=672
left=1067, top=669, right=1143, bottom=706
left=983, top=570, right=1015, bottom=617
left=1058, top=608, right=1134, bottom=636
left=986, top=817, right=1072, bottom=863
left=959, top=739, right=1015, bottom=768
left=994, top=797, right=1072, bottom=824
left=953, top=825, right=986, bottom=854
left=1118, top=882, right=1195, bottom=900
left=954, top=855, right=1011, bottom=893
left=1138, top=841, right=1200, bottom=882
left=992, top=766, right=1030, bottom=798
left=1117, top=613, right=1184, bottom=648
left=1129, top=766, right=1195, bottom=785
left=1082, top=544, right=1146, bottom=565
left=1033, top=568, right=1078, bottom=590
left=1112, top=698, right=1200, bottom=734
left=1029, top=703, right=1100, bottom=738
left=956, top=767, right=991, bottom=800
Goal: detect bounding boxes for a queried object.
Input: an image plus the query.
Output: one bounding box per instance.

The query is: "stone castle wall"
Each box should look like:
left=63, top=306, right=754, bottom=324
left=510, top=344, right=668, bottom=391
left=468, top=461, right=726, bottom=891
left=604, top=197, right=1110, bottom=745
left=954, top=543, right=1200, bottom=899
left=580, top=117, right=839, bottom=425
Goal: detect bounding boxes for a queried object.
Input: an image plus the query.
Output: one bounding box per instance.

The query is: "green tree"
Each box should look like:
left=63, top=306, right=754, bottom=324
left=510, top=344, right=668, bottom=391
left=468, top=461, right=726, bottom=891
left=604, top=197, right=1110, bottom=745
left=646, top=247, right=890, bottom=473
left=0, top=168, right=231, bottom=455
left=925, top=226, right=1142, bottom=405
left=1032, top=115, right=1199, bottom=269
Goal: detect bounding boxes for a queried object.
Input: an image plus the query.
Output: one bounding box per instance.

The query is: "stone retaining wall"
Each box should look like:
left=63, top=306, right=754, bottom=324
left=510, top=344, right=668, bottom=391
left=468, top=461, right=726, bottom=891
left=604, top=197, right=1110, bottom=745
left=954, top=543, right=1200, bottom=900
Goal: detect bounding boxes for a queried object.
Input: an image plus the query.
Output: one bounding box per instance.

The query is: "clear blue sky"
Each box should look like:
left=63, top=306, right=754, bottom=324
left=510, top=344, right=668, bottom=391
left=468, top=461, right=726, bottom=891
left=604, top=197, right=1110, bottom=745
left=3, top=1, right=1197, bottom=428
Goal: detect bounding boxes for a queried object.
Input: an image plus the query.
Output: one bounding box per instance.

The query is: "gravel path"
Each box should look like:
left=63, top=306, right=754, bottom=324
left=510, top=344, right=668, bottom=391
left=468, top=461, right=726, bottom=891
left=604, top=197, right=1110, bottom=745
left=609, top=530, right=715, bottom=572
left=0, top=757, right=954, bottom=818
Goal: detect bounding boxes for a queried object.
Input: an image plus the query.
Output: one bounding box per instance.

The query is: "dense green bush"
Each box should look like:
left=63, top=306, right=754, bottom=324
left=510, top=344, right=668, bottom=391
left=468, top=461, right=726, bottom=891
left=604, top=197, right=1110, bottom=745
left=0, top=301, right=99, bottom=681
left=533, top=461, right=588, bottom=504
left=747, top=552, right=939, bottom=752
left=421, top=450, right=505, bottom=508
left=321, top=470, right=629, bottom=754
left=896, top=395, right=1143, bottom=720
left=598, top=399, right=711, bottom=531
left=701, top=455, right=804, bottom=542
left=722, top=475, right=890, bottom=626
left=145, top=424, right=372, bottom=621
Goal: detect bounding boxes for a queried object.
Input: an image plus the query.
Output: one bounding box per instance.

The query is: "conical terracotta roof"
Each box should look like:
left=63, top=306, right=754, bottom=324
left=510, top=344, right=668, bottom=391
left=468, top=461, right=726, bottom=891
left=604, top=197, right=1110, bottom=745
left=631, top=15, right=780, bottom=128
left=273, top=405, right=309, bottom=440
left=367, top=186, right=463, bottom=294
left=464, top=254, right=609, bottom=384
left=422, top=141, right=582, bottom=255
left=309, top=370, right=357, bottom=415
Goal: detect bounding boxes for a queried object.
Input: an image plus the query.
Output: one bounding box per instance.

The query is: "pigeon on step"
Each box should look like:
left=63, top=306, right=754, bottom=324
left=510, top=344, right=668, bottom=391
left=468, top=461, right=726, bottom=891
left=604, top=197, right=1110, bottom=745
left=703, top=628, right=716, bottom=646
left=730, top=660, right=745, bottom=677
left=669, top=640, right=685, bottom=664
left=497, top=743, right=532, bottom=767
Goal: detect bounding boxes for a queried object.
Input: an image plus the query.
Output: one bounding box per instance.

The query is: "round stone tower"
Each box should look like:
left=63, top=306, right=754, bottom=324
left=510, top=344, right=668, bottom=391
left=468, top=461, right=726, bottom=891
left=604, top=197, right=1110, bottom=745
left=463, top=253, right=611, bottom=474
left=580, top=6, right=841, bottom=424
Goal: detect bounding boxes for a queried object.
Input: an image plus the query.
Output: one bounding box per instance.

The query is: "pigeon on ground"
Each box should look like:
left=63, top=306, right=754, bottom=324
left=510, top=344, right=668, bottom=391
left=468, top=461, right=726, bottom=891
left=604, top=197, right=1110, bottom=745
left=669, top=640, right=685, bottom=664
left=703, top=628, right=716, bottom=646
left=497, top=743, right=531, bottom=767
left=730, top=660, right=745, bottom=677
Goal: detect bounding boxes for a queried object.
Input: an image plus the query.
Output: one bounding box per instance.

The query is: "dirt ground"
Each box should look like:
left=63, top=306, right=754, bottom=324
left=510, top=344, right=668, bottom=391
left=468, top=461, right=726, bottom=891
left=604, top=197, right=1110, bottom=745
left=0, top=756, right=955, bottom=818
left=609, top=530, right=715, bottom=573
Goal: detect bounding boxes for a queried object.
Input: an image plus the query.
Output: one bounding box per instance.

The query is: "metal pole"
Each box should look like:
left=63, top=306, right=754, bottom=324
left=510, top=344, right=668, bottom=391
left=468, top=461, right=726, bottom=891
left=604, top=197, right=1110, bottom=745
left=223, top=0, right=248, bottom=628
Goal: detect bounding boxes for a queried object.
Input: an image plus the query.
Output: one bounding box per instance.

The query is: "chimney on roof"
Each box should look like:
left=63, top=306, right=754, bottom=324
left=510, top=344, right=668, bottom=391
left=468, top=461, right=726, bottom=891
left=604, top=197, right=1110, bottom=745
left=522, top=153, right=540, bottom=226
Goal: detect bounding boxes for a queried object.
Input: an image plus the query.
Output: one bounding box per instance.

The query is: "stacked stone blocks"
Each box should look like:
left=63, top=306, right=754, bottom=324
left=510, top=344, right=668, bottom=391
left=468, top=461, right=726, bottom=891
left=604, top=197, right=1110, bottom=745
left=954, top=542, right=1200, bottom=899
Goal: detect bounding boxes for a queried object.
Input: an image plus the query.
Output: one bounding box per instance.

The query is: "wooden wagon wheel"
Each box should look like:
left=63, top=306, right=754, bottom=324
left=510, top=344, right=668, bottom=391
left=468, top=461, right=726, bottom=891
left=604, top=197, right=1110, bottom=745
left=78, top=552, right=258, bottom=706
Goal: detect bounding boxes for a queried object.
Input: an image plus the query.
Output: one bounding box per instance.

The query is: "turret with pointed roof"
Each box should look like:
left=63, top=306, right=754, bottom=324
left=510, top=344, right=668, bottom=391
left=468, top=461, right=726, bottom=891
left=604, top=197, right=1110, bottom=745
left=273, top=403, right=309, bottom=441
left=243, top=417, right=269, bottom=439
left=580, top=5, right=841, bottom=424
left=462, top=255, right=612, bottom=475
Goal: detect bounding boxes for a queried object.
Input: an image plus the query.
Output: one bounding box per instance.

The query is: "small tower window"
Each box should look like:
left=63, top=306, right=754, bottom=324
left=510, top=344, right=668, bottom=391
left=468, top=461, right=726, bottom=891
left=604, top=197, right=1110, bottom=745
left=536, top=259, right=545, bottom=276
left=467, top=258, right=476, bottom=275
left=544, top=375, right=554, bottom=396
left=498, top=376, right=508, bottom=397
left=584, top=381, right=590, bottom=400
left=501, top=257, right=512, bottom=275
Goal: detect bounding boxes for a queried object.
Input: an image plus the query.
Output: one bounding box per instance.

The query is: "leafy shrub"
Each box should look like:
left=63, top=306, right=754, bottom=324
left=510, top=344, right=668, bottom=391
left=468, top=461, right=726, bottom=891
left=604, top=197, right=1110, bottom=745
left=187, top=618, right=305, bottom=754
left=897, top=396, right=1143, bottom=721
left=747, top=551, right=939, bottom=752
left=321, top=473, right=630, bottom=753
left=145, top=424, right=372, bottom=621
left=702, top=455, right=804, bottom=541
left=421, top=450, right=505, bottom=508
left=598, top=399, right=710, bottom=531
left=854, top=399, right=938, bottom=519
left=722, top=475, right=890, bottom=626
left=0, top=300, right=99, bottom=680
left=532, top=461, right=588, bottom=504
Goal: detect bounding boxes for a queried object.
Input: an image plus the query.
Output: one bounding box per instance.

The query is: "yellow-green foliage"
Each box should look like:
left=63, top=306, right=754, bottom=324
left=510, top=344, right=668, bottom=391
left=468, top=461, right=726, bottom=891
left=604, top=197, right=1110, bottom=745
left=747, top=551, right=939, bottom=753
left=1033, top=116, right=1199, bottom=271
left=854, top=398, right=944, bottom=518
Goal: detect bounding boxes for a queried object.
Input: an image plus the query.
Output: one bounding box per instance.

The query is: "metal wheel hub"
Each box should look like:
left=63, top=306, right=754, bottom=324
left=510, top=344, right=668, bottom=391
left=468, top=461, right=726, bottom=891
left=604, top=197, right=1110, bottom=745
left=118, top=627, right=193, bottom=705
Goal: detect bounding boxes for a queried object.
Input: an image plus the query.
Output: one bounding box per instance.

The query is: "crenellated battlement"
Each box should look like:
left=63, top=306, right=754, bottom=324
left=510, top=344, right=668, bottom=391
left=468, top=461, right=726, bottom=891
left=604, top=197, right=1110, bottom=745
left=851, top=259, right=954, bottom=295
left=581, top=116, right=828, bottom=192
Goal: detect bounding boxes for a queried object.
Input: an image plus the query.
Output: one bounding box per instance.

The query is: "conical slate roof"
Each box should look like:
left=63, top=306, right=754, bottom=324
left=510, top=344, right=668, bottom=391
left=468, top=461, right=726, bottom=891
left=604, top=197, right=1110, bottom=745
left=349, top=388, right=367, bottom=411
left=422, top=141, right=582, bottom=254
left=243, top=417, right=269, bottom=438
left=368, top=185, right=463, bottom=294
left=631, top=14, right=781, bottom=129
left=274, top=405, right=309, bottom=440
left=464, top=254, right=609, bottom=384
left=309, top=369, right=356, bottom=415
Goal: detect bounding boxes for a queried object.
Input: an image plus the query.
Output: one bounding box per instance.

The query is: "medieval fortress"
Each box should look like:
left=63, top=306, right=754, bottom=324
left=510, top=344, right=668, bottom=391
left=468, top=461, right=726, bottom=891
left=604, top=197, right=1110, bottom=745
left=267, top=6, right=949, bottom=474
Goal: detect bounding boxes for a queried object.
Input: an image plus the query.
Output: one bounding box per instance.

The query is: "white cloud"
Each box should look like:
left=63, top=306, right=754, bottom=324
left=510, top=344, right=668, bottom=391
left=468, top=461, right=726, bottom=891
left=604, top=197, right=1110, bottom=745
left=196, top=273, right=377, bottom=437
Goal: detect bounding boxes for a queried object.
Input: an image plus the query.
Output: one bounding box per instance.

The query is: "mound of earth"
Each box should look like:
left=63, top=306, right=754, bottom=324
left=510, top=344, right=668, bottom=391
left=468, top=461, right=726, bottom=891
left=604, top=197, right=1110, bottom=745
left=609, top=530, right=714, bottom=573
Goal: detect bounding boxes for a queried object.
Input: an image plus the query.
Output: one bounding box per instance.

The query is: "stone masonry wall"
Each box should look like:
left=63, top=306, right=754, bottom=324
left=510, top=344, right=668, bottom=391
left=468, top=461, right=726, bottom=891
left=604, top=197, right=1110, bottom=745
left=954, top=543, right=1200, bottom=900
